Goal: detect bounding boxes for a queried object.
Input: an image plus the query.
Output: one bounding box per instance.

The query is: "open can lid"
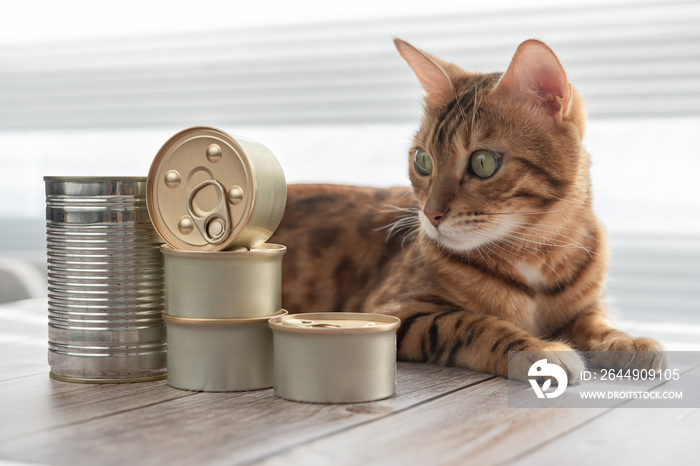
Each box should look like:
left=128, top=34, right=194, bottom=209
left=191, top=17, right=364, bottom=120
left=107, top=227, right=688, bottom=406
left=269, top=312, right=401, bottom=334
left=147, top=126, right=258, bottom=251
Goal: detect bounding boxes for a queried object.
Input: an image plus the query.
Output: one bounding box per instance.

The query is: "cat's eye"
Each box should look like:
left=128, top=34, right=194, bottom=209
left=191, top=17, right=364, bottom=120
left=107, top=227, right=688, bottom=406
left=470, top=150, right=499, bottom=179
left=414, top=149, right=433, bottom=176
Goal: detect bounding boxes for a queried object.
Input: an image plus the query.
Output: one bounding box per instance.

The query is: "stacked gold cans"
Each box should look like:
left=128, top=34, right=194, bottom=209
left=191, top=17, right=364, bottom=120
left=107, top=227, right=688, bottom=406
left=147, top=127, right=287, bottom=392
left=160, top=246, right=287, bottom=391
left=45, top=177, right=167, bottom=383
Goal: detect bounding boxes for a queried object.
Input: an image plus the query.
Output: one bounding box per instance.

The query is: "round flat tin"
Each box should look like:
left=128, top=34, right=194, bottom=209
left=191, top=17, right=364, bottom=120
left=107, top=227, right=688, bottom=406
left=161, top=243, right=286, bottom=319
left=164, top=310, right=287, bottom=392
left=269, top=313, right=401, bottom=403
left=147, top=127, right=286, bottom=251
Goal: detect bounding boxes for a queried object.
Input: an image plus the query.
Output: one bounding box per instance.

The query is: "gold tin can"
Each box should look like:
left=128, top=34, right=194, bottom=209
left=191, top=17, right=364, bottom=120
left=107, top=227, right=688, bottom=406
left=161, top=243, right=285, bottom=319
left=147, top=127, right=286, bottom=251
left=269, top=313, right=401, bottom=403
left=163, top=310, right=287, bottom=392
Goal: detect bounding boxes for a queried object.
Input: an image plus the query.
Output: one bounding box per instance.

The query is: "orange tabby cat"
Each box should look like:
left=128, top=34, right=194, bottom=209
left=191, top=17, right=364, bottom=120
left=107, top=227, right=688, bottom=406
left=270, top=38, right=665, bottom=381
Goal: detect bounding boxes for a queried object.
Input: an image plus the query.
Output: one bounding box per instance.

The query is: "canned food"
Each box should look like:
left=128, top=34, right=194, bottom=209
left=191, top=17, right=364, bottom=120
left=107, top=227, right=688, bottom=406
left=161, top=243, right=285, bottom=319
left=147, top=127, right=286, bottom=251
left=269, top=313, right=401, bottom=403
left=163, top=310, right=287, bottom=392
left=45, top=176, right=166, bottom=383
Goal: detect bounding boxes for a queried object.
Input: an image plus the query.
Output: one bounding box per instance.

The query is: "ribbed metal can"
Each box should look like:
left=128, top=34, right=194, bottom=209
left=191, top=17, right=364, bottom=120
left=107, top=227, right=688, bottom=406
left=45, top=176, right=167, bottom=383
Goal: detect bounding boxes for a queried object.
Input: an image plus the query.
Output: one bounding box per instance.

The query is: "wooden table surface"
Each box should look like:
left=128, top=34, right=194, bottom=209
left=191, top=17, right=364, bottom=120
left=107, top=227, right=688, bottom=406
left=1, top=299, right=698, bottom=466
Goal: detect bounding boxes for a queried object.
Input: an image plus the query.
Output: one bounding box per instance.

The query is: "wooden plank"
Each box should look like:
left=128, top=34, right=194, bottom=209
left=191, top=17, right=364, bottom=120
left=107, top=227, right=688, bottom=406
left=511, top=368, right=700, bottom=466
left=0, top=375, right=195, bottom=443
left=0, top=363, right=492, bottom=465
left=0, top=299, right=46, bottom=339
left=0, top=336, right=48, bottom=381
left=253, top=378, right=609, bottom=465
left=515, top=408, right=700, bottom=465
left=255, top=364, right=700, bottom=464
left=0, top=299, right=50, bottom=381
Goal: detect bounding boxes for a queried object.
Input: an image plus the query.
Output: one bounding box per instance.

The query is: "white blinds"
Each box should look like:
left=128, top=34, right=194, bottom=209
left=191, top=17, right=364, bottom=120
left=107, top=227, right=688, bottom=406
left=1, top=0, right=699, bottom=129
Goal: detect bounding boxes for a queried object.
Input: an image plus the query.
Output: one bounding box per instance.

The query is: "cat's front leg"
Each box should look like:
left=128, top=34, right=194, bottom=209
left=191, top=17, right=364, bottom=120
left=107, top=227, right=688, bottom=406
left=382, top=301, right=585, bottom=382
left=564, top=302, right=667, bottom=371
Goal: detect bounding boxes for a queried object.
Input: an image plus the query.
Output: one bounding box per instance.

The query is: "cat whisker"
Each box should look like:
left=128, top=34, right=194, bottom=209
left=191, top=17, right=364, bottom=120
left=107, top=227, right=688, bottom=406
left=496, top=222, right=589, bottom=247
left=375, top=204, right=422, bottom=214
left=505, top=229, right=598, bottom=258
left=528, top=216, right=600, bottom=242
left=508, top=234, right=595, bottom=262
left=455, top=213, right=597, bottom=259
left=469, top=228, right=528, bottom=262
left=470, top=241, right=488, bottom=266
left=375, top=215, right=421, bottom=243
left=373, top=204, right=426, bottom=251
left=480, top=209, right=566, bottom=216
left=475, top=243, right=499, bottom=269
left=373, top=204, right=422, bottom=244
left=454, top=83, right=469, bottom=129
left=473, top=220, right=580, bottom=280
left=497, top=233, right=563, bottom=281
left=481, top=242, right=512, bottom=266
left=479, top=215, right=598, bottom=247
left=471, top=85, right=482, bottom=131
left=464, top=225, right=563, bottom=280
left=374, top=214, right=419, bottom=232
left=487, top=218, right=597, bottom=258
left=509, top=219, right=600, bottom=242
left=400, top=227, right=422, bottom=249
left=408, top=236, right=433, bottom=267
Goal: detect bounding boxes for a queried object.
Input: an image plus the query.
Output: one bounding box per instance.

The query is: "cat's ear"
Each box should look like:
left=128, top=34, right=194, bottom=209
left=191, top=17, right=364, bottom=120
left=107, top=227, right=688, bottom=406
left=495, top=39, right=573, bottom=123
left=394, top=38, right=456, bottom=105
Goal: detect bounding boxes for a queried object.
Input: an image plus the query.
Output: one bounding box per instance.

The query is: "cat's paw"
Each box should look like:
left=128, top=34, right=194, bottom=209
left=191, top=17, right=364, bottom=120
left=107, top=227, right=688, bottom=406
left=508, top=342, right=585, bottom=384
left=589, top=336, right=667, bottom=371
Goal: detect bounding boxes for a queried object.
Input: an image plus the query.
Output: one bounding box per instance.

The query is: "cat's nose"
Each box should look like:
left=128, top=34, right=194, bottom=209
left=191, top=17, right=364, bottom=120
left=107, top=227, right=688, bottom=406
left=424, top=207, right=449, bottom=228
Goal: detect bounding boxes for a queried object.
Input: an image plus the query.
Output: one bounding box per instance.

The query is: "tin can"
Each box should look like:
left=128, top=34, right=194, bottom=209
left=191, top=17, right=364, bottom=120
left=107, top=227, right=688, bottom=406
left=163, top=310, right=287, bottom=392
left=45, top=176, right=166, bottom=383
left=269, top=313, right=401, bottom=403
left=161, top=243, right=285, bottom=319
left=147, top=127, right=286, bottom=251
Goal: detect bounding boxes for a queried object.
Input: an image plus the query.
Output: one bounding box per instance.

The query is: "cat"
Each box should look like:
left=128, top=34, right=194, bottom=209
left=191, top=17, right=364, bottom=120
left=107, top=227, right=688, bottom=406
left=269, top=38, right=666, bottom=382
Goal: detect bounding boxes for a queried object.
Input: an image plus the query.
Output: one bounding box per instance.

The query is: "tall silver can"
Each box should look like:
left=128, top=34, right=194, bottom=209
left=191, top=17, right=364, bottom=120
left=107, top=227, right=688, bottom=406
left=45, top=176, right=167, bottom=383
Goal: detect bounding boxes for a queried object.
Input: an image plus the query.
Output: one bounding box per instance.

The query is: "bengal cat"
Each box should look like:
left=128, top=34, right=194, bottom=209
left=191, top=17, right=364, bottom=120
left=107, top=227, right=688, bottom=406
left=269, top=38, right=666, bottom=382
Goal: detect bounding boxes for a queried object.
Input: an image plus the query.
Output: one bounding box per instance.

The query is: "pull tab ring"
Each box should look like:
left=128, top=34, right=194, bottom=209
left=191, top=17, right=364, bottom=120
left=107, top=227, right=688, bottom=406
left=186, top=180, right=231, bottom=245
